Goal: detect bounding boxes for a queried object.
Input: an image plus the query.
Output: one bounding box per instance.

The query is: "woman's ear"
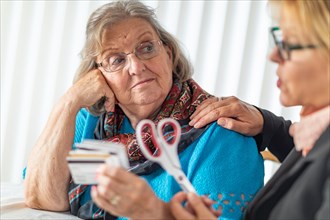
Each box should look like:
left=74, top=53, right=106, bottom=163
left=164, top=45, right=173, bottom=60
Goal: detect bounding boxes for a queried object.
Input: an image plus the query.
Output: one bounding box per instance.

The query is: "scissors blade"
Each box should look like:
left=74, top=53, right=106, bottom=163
left=161, top=146, right=181, bottom=169
left=170, top=167, right=196, bottom=193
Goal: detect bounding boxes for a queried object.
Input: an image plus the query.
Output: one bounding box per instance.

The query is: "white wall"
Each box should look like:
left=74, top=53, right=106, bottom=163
left=1, top=0, right=300, bottom=183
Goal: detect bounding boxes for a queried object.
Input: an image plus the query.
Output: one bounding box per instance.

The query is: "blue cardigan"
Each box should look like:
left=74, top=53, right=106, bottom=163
left=73, top=109, right=264, bottom=220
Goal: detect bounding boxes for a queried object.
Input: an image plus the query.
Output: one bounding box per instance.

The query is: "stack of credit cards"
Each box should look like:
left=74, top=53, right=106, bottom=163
left=67, top=140, right=129, bottom=185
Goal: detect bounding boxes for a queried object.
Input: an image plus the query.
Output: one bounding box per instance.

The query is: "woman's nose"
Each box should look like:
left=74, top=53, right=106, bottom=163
left=269, top=47, right=283, bottom=64
left=126, top=54, right=146, bottom=75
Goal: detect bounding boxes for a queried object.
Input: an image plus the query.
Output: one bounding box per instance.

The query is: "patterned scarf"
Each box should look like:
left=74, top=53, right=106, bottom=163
left=103, top=78, right=213, bottom=162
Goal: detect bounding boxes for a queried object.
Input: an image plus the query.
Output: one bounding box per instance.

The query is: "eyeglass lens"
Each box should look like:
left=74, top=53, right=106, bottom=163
left=103, top=40, right=161, bottom=72
left=272, top=28, right=289, bottom=60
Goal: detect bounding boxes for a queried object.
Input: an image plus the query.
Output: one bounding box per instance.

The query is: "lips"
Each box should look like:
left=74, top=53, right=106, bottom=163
left=276, top=69, right=281, bottom=88
left=131, top=78, right=155, bottom=89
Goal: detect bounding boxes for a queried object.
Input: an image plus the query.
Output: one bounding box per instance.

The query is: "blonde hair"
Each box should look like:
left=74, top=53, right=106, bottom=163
left=74, top=0, right=193, bottom=115
left=270, top=0, right=330, bottom=58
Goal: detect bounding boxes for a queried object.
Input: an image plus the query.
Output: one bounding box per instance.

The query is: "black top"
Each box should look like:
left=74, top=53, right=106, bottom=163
left=246, top=127, right=330, bottom=220
left=254, top=107, right=294, bottom=161
left=248, top=108, right=330, bottom=220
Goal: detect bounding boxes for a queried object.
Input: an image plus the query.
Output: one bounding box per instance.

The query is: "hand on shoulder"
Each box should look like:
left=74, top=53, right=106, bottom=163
left=190, top=96, right=264, bottom=136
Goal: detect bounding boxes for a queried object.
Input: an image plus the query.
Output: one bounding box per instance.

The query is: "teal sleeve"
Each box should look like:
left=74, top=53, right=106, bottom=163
left=73, top=108, right=99, bottom=149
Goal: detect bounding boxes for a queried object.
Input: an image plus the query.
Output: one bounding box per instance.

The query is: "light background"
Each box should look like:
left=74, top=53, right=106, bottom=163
left=1, top=0, right=300, bottom=183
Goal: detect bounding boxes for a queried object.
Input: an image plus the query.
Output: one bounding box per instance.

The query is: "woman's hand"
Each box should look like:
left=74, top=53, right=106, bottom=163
left=170, top=192, right=220, bottom=219
left=190, top=96, right=264, bottom=136
left=67, top=69, right=115, bottom=112
left=91, top=165, right=172, bottom=219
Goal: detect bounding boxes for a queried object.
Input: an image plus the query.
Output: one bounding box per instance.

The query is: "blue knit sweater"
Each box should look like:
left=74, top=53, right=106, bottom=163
left=72, top=109, right=264, bottom=220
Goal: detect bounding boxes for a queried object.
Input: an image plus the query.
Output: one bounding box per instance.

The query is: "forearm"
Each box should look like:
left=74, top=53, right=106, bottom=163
left=24, top=95, right=80, bottom=211
left=151, top=201, right=173, bottom=220
left=131, top=200, right=173, bottom=220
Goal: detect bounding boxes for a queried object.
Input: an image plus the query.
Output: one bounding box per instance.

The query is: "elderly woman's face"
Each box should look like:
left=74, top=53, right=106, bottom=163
left=97, top=18, right=173, bottom=112
left=269, top=7, right=330, bottom=109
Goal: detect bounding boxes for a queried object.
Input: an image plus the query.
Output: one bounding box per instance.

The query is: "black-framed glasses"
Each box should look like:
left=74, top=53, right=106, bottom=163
left=96, top=40, right=163, bottom=73
left=270, top=27, right=318, bottom=60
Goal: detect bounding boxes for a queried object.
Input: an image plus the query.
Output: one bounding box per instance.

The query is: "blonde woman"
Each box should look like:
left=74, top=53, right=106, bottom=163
left=171, top=0, right=330, bottom=219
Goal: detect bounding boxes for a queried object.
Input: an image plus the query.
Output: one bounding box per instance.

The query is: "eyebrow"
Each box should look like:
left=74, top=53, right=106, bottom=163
left=101, top=31, right=154, bottom=56
left=281, top=26, right=299, bottom=39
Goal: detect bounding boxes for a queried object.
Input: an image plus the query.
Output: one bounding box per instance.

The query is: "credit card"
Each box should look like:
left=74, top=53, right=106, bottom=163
left=67, top=140, right=129, bottom=185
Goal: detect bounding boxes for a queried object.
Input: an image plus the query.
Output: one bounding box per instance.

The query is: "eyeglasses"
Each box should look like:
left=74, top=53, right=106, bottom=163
left=96, top=40, right=163, bottom=73
left=270, top=27, right=318, bottom=60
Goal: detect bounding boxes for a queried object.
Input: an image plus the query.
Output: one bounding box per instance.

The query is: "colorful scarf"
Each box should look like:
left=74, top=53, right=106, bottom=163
left=103, top=78, right=213, bottom=162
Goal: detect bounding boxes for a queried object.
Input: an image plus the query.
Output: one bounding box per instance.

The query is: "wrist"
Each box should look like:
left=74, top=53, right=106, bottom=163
left=253, top=105, right=265, bottom=134
left=60, top=89, right=82, bottom=114
left=154, top=200, right=173, bottom=219
left=131, top=199, right=173, bottom=220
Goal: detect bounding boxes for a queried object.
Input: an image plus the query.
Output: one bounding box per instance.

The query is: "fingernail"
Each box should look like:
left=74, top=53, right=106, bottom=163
left=218, top=119, right=226, bottom=126
left=188, top=192, right=198, bottom=200
left=204, top=196, right=216, bottom=204
left=189, top=120, right=195, bottom=126
left=194, top=122, right=201, bottom=128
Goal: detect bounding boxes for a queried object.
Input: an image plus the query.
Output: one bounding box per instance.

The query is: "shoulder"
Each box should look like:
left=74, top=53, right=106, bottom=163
left=187, top=122, right=264, bottom=180
left=184, top=122, right=262, bottom=172
left=199, top=122, right=258, bottom=153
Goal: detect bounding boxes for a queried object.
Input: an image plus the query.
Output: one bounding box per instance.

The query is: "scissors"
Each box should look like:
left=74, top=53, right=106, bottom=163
left=136, top=118, right=196, bottom=193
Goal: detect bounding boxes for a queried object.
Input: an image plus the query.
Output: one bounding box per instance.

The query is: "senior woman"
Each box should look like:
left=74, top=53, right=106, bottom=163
left=24, top=0, right=264, bottom=219
left=171, top=0, right=330, bottom=219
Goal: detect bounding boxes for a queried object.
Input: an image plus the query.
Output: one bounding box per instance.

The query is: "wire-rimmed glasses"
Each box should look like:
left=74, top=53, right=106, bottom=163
left=270, top=27, right=318, bottom=60
left=96, top=40, right=163, bottom=73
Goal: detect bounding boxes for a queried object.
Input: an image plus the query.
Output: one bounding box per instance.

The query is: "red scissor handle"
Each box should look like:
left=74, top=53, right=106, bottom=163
left=136, top=118, right=181, bottom=161
left=157, top=118, right=181, bottom=148
left=136, top=119, right=163, bottom=159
